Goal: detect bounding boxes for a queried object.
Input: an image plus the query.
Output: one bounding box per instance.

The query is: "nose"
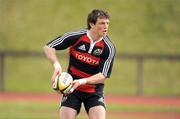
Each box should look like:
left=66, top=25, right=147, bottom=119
left=104, top=23, right=108, bottom=29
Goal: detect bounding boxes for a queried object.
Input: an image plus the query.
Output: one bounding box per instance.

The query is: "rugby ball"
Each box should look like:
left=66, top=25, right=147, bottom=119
left=53, top=72, right=73, bottom=94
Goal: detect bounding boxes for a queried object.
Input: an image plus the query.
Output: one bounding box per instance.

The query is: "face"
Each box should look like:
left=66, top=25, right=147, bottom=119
left=90, top=18, right=109, bottom=37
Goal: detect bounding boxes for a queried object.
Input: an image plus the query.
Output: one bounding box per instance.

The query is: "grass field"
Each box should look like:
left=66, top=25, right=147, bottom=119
left=0, top=0, right=180, bottom=96
left=0, top=93, right=180, bottom=119
left=1, top=0, right=180, bottom=54
left=0, top=102, right=179, bottom=119
left=1, top=0, right=180, bottom=95
left=0, top=1, right=180, bottom=119
left=4, top=56, right=180, bottom=96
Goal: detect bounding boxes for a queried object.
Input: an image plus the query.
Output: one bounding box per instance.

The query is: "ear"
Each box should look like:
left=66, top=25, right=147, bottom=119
left=89, top=23, right=95, bottom=29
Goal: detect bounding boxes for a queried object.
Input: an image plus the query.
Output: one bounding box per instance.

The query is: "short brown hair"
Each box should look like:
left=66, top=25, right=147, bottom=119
left=87, top=9, right=110, bottom=29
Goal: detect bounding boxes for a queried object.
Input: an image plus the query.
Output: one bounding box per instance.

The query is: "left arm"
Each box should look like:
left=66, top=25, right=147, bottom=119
left=70, top=72, right=106, bottom=93
left=84, top=72, right=106, bottom=84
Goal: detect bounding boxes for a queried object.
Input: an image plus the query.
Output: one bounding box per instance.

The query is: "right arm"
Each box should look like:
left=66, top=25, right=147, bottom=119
left=44, top=29, right=87, bottom=86
left=43, top=45, right=62, bottom=85
left=43, top=45, right=59, bottom=64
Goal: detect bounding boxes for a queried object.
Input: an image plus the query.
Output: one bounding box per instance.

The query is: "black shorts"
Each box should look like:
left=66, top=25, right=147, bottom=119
left=60, top=90, right=106, bottom=114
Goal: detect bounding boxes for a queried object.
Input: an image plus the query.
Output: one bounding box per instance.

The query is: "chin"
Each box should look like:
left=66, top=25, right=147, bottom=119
left=102, top=33, right=107, bottom=37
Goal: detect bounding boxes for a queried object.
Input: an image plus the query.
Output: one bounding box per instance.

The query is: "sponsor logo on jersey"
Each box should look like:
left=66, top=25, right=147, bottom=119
left=78, top=44, right=86, bottom=51
left=75, top=53, right=99, bottom=65
left=93, top=49, right=103, bottom=56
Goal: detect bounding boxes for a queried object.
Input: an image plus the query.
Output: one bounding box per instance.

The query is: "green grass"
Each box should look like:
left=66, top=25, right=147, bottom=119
left=5, top=54, right=68, bottom=93
left=0, top=0, right=180, bottom=53
left=0, top=101, right=58, bottom=119
left=108, top=104, right=180, bottom=112
left=1, top=0, right=180, bottom=96
left=4, top=56, right=180, bottom=96
left=106, top=59, right=180, bottom=96
left=143, top=60, right=180, bottom=96
left=0, top=100, right=179, bottom=119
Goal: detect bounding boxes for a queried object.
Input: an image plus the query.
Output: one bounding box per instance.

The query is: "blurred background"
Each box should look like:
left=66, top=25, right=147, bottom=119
left=0, top=0, right=180, bottom=119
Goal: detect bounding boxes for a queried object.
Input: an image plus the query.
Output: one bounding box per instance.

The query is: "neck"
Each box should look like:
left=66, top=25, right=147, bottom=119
left=89, top=30, right=103, bottom=42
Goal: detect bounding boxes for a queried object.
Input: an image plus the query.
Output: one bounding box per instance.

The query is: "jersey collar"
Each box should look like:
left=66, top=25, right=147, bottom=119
left=87, top=30, right=103, bottom=44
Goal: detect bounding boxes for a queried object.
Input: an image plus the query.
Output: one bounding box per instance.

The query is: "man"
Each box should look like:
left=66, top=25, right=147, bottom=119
left=44, top=9, right=115, bottom=119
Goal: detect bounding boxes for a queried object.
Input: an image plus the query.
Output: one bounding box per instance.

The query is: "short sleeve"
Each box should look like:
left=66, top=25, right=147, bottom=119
left=46, top=29, right=87, bottom=50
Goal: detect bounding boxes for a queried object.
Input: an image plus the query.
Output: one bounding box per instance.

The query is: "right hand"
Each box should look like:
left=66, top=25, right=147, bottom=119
left=51, top=67, right=62, bottom=87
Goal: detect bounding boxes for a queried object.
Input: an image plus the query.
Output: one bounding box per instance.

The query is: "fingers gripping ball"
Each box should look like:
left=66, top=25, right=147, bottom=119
left=53, top=72, right=73, bottom=94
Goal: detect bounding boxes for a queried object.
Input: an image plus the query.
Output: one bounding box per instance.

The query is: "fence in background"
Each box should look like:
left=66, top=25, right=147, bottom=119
left=0, top=51, right=180, bottom=95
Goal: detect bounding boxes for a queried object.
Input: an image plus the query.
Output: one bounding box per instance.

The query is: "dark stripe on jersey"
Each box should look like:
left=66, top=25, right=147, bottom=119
left=69, top=66, right=96, bottom=93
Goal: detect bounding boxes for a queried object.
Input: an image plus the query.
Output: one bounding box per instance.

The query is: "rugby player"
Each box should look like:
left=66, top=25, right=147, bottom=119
left=44, top=9, right=116, bottom=119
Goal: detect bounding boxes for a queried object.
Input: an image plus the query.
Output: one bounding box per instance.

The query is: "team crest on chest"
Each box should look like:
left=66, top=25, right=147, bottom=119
left=93, top=49, right=103, bottom=56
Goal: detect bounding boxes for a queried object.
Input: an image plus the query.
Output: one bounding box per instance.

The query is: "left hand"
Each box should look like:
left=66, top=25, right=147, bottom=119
left=67, top=79, right=87, bottom=94
left=66, top=80, right=81, bottom=94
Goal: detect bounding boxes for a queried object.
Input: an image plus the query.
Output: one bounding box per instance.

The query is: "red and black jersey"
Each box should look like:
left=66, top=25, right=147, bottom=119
left=47, top=29, right=116, bottom=93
